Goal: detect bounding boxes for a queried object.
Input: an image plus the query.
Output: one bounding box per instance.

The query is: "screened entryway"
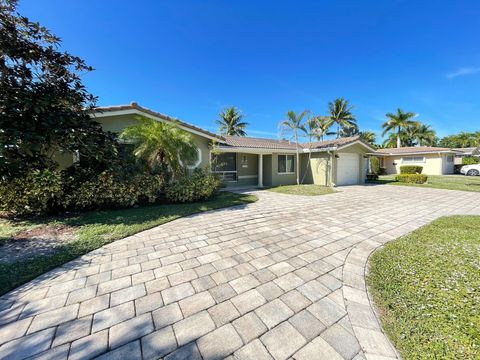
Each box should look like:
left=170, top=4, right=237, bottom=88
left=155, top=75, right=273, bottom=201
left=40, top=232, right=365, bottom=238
left=211, top=152, right=237, bottom=181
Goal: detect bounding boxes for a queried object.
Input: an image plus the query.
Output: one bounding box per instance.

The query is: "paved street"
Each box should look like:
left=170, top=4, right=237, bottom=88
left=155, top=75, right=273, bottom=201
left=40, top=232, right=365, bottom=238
left=1, top=185, right=479, bottom=360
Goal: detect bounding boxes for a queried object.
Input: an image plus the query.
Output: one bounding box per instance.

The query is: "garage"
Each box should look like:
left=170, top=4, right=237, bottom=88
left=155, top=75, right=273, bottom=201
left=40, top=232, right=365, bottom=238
left=336, top=152, right=360, bottom=185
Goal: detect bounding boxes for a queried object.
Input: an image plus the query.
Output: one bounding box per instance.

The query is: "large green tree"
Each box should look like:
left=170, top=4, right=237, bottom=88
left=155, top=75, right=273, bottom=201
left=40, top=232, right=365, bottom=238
left=216, top=106, right=248, bottom=136
left=279, top=110, right=308, bottom=185
left=0, top=0, right=116, bottom=179
left=120, top=116, right=198, bottom=177
left=359, top=131, right=377, bottom=146
left=439, top=132, right=480, bottom=148
left=381, top=108, right=417, bottom=148
left=408, top=123, right=437, bottom=146
left=328, top=98, right=357, bottom=138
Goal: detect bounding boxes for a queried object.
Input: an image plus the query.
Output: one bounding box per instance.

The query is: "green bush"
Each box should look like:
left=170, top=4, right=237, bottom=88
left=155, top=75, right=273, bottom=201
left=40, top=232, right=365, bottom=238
left=400, top=165, right=423, bottom=174
left=0, top=170, right=165, bottom=216
left=370, top=157, right=380, bottom=174
left=462, top=156, right=480, bottom=165
left=64, top=172, right=165, bottom=212
left=379, top=167, right=387, bottom=175
left=166, top=169, right=222, bottom=203
left=0, top=169, right=64, bottom=216
left=395, top=174, right=428, bottom=184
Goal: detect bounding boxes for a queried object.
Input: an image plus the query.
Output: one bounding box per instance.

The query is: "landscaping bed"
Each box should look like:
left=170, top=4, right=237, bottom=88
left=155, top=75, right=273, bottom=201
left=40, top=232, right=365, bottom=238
left=374, top=175, right=480, bottom=192
left=0, top=192, right=257, bottom=296
left=267, top=184, right=337, bottom=196
left=368, top=216, right=480, bottom=359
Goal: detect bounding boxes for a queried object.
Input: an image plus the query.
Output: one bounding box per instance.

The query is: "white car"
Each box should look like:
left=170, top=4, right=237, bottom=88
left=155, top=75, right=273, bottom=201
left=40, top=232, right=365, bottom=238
left=460, top=164, right=480, bottom=176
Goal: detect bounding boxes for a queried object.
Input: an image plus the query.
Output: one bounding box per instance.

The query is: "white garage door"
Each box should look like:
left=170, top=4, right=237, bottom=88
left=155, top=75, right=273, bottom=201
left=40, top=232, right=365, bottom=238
left=336, top=153, right=359, bottom=186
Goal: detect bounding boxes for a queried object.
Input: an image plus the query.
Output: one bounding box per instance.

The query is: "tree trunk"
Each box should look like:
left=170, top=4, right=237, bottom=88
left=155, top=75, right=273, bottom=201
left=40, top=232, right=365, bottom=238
left=295, top=131, right=300, bottom=185
left=397, top=128, right=401, bottom=148
left=337, top=125, right=340, bottom=139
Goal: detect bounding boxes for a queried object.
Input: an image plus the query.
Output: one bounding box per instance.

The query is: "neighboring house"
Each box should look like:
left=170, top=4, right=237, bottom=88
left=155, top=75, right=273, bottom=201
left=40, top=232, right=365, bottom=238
left=59, top=102, right=375, bottom=187
left=452, top=147, right=480, bottom=164
left=375, top=147, right=457, bottom=175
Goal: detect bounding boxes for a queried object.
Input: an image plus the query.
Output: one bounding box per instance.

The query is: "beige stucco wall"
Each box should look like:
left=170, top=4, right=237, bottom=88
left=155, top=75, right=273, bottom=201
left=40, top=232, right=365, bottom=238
left=269, top=153, right=298, bottom=186
left=300, top=152, right=331, bottom=186
left=263, top=155, right=273, bottom=186
left=382, top=153, right=454, bottom=175
left=236, top=153, right=258, bottom=186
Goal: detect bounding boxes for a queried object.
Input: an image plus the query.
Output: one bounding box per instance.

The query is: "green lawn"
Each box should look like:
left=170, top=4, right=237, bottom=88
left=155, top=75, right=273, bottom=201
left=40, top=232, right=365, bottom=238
left=0, top=192, right=257, bottom=296
left=376, top=174, right=480, bottom=192
left=368, top=216, right=480, bottom=359
left=267, top=184, right=337, bottom=196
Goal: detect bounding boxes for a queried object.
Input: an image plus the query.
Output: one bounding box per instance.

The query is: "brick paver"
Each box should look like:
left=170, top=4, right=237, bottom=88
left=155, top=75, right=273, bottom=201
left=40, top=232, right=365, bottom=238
left=1, top=185, right=479, bottom=359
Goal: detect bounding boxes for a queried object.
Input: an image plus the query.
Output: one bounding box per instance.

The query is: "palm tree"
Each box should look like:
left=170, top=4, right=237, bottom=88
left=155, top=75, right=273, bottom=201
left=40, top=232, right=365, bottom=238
left=328, top=98, right=357, bottom=139
left=216, top=107, right=248, bottom=136
left=279, top=110, right=309, bottom=185
left=310, top=116, right=334, bottom=141
left=382, top=108, right=417, bottom=148
left=120, top=116, right=198, bottom=176
left=359, top=131, right=377, bottom=145
left=408, top=123, right=437, bottom=146
left=382, top=131, right=414, bottom=148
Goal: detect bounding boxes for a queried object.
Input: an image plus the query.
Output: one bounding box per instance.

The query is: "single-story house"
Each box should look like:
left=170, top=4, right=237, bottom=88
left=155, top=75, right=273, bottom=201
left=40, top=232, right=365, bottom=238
left=452, top=147, right=480, bottom=164
left=57, top=102, right=376, bottom=188
left=374, top=146, right=457, bottom=175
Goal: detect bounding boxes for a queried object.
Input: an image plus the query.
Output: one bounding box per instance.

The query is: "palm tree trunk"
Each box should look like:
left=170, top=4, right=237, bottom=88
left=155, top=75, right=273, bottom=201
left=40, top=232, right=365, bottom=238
left=397, top=128, right=401, bottom=148
left=337, top=125, right=340, bottom=139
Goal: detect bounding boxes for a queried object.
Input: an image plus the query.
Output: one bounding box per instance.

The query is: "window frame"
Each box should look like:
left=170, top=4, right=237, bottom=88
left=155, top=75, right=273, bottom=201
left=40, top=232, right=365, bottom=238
left=210, top=152, right=238, bottom=182
left=277, top=154, right=295, bottom=174
left=401, top=156, right=426, bottom=164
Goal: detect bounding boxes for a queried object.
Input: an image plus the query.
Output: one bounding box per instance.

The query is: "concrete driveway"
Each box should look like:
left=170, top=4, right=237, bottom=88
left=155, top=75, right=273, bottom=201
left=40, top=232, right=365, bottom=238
left=1, top=185, right=479, bottom=360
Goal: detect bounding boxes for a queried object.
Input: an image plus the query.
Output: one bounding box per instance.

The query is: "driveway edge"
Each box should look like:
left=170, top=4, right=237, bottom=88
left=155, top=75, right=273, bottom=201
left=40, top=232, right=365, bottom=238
left=342, top=238, right=400, bottom=359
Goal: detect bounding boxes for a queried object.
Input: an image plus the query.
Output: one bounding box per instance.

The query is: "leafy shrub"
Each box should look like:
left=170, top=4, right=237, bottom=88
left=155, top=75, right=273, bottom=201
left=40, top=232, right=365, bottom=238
left=366, top=173, right=379, bottom=181
left=400, top=165, right=423, bottom=174
left=395, top=174, right=428, bottom=184
left=0, top=170, right=165, bottom=216
left=370, top=157, right=380, bottom=174
left=63, top=172, right=165, bottom=212
left=462, top=156, right=480, bottom=165
left=379, top=167, right=387, bottom=175
left=0, top=169, right=63, bottom=216
left=166, top=169, right=222, bottom=203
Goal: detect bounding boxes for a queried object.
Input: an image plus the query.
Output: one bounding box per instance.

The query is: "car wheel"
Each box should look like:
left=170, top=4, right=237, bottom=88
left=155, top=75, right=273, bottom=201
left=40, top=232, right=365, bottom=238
left=467, top=169, right=480, bottom=176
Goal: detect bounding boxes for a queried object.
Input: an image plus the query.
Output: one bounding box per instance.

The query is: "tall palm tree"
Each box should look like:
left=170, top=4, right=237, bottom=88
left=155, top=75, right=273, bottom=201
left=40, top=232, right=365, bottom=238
left=328, top=98, right=357, bottom=139
left=408, top=123, right=437, bottom=146
left=359, top=131, right=377, bottom=145
left=279, top=110, right=309, bottom=185
left=310, top=116, right=334, bottom=141
left=382, top=131, right=412, bottom=148
left=382, top=108, right=417, bottom=148
left=216, top=106, right=248, bottom=136
left=120, top=116, right=197, bottom=176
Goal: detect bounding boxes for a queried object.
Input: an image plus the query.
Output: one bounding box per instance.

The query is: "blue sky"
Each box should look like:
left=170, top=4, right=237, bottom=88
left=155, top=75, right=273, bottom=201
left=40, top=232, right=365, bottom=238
left=21, top=0, right=480, bottom=140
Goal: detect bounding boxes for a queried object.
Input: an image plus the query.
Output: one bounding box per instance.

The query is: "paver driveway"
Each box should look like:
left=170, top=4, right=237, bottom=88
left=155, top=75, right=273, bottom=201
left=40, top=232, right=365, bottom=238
left=1, top=185, right=480, bottom=360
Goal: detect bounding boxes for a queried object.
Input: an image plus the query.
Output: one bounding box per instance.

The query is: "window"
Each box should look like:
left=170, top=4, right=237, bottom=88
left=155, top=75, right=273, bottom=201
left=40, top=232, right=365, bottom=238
left=278, top=154, right=295, bottom=173
left=402, top=156, right=425, bottom=163
left=447, top=155, right=454, bottom=162
left=211, top=153, right=237, bottom=181
left=212, top=153, right=236, bottom=171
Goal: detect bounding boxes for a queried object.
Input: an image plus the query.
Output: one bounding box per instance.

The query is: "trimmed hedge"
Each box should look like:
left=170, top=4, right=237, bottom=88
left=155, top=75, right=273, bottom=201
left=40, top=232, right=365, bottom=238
left=400, top=165, right=423, bottom=174
left=395, top=174, right=428, bottom=184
